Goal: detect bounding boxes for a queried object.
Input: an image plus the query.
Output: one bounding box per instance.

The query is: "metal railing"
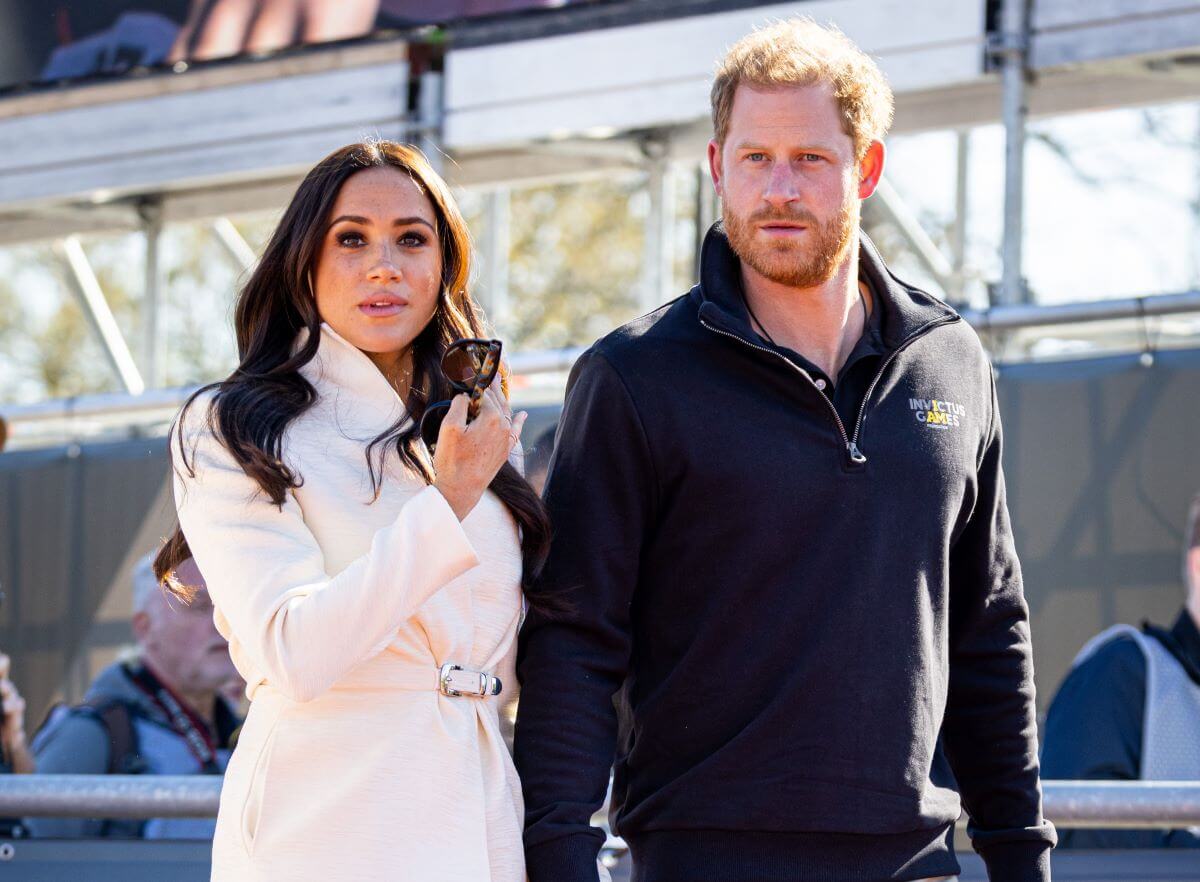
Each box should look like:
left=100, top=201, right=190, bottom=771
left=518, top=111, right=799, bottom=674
left=960, top=289, right=1200, bottom=333
left=1045, top=781, right=1200, bottom=829
left=0, top=775, right=219, bottom=819
left=2, top=777, right=1200, bottom=828
left=3, top=289, right=1199, bottom=448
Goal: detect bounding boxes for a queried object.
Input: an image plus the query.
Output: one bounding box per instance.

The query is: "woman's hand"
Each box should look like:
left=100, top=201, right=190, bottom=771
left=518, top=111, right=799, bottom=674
left=433, top=386, right=527, bottom=521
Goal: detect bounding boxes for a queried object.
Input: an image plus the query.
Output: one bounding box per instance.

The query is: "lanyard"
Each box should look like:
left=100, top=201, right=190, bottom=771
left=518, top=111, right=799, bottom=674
left=123, top=662, right=222, bottom=774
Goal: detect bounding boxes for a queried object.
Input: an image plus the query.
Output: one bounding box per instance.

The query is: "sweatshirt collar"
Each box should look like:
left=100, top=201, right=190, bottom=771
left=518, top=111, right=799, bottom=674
left=694, top=222, right=958, bottom=352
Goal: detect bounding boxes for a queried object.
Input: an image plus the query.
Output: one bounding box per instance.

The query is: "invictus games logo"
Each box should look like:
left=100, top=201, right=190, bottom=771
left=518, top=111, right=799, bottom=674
left=909, top=397, right=965, bottom=429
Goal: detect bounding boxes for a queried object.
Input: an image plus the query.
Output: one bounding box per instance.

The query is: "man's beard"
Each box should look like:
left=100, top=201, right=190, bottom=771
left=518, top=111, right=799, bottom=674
left=723, top=197, right=857, bottom=289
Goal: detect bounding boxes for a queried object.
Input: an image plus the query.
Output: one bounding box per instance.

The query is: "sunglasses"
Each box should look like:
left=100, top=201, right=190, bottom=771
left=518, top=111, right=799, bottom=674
left=419, top=338, right=503, bottom=451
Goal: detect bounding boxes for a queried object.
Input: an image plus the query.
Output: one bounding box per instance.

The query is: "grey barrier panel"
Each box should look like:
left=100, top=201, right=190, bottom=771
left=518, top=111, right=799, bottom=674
left=0, top=839, right=210, bottom=881
left=613, top=852, right=1200, bottom=882
left=0, top=841, right=1196, bottom=881
left=0, top=437, right=170, bottom=719
left=997, top=348, right=1200, bottom=713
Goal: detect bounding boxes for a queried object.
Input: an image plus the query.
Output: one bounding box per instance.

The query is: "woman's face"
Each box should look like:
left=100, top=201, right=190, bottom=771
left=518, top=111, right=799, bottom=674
left=312, top=165, right=443, bottom=377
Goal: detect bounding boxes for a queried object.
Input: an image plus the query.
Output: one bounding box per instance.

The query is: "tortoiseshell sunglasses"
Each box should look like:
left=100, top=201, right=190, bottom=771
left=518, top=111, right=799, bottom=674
left=419, top=338, right=503, bottom=452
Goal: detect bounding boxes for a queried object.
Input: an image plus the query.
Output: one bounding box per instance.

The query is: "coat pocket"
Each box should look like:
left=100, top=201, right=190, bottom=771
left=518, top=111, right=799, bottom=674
left=237, top=706, right=285, bottom=857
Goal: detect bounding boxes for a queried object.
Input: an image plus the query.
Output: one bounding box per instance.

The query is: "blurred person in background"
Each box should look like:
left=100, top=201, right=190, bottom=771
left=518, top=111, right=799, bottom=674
left=0, top=646, right=35, bottom=839
left=27, top=554, right=243, bottom=839
left=0, top=652, right=35, bottom=776
left=1041, top=492, right=1200, bottom=848
left=515, top=18, right=1055, bottom=882
left=0, top=580, right=35, bottom=778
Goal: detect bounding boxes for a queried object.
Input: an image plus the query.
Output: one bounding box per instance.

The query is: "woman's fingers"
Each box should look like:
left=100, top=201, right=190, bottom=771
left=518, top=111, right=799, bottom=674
left=510, top=411, right=528, bottom=448
left=444, top=393, right=469, bottom=429
left=475, top=383, right=502, bottom=418
left=488, top=384, right=513, bottom=421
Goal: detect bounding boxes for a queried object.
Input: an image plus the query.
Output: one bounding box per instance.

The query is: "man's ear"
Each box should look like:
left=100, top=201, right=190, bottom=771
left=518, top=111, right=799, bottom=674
left=131, top=610, right=151, bottom=642
left=858, top=140, right=886, bottom=200
left=1188, top=547, right=1200, bottom=600
left=707, top=139, right=724, bottom=200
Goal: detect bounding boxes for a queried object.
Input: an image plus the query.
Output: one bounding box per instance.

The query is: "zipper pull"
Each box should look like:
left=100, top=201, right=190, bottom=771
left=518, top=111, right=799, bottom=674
left=847, top=441, right=867, bottom=465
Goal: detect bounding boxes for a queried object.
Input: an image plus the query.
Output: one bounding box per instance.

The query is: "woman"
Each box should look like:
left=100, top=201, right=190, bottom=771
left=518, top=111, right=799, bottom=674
left=156, top=141, right=548, bottom=881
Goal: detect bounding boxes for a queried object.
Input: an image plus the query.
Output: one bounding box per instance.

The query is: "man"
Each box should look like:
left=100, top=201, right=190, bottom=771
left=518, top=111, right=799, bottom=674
left=515, top=19, right=1055, bottom=882
left=1041, top=493, right=1200, bottom=848
left=28, top=554, right=242, bottom=839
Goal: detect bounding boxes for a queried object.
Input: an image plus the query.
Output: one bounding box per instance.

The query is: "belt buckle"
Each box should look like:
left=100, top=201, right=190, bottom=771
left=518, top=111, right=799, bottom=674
left=439, top=662, right=501, bottom=698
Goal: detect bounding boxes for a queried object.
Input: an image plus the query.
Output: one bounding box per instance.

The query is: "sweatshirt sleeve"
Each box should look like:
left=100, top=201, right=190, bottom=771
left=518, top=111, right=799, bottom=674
left=943, top=372, right=1057, bottom=881
left=172, top=398, right=479, bottom=703
left=514, top=350, right=656, bottom=882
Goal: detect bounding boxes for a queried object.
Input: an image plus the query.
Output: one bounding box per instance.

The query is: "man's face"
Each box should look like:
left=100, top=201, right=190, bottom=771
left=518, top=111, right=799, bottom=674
left=134, top=558, right=241, bottom=701
left=708, top=82, right=882, bottom=288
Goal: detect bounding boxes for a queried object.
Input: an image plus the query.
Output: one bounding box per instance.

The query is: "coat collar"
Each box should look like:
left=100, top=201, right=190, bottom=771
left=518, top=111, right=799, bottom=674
left=294, top=322, right=408, bottom=435
left=694, top=222, right=959, bottom=352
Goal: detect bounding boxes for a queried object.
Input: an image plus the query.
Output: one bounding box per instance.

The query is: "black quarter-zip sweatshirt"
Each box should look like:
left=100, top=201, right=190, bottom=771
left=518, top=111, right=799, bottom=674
left=515, top=225, right=1056, bottom=882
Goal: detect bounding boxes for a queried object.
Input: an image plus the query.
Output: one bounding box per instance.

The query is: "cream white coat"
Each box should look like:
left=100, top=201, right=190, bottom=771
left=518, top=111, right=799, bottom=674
left=173, top=323, right=525, bottom=882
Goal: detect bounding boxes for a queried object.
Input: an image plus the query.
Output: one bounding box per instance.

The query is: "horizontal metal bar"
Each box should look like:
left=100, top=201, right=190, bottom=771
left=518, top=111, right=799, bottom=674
left=1043, top=781, right=1200, bottom=830
left=4, top=387, right=196, bottom=426
left=0, top=775, right=221, bottom=819
left=1, top=348, right=589, bottom=430
left=961, top=290, right=1200, bottom=332
left=2, top=777, right=1200, bottom=828
left=4, top=288, right=1200, bottom=433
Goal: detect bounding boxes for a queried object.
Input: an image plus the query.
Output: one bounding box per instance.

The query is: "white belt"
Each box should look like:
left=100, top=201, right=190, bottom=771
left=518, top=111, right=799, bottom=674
left=438, top=662, right=502, bottom=698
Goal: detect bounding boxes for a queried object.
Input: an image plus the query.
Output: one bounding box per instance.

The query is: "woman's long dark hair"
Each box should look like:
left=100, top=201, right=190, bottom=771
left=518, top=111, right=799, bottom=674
left=155, top=141, right=554, bottom=612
